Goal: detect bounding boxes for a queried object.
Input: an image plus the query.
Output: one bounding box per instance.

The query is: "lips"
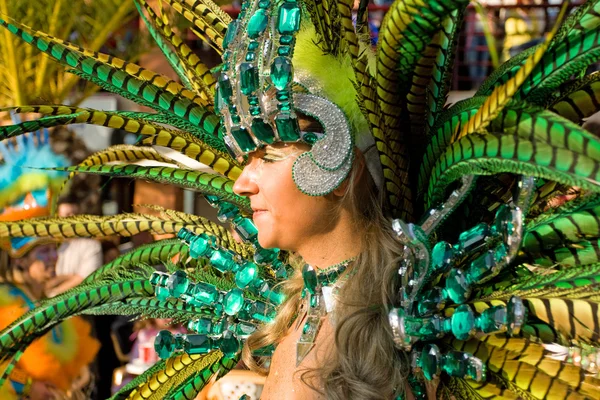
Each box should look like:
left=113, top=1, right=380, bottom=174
left=252, top=208, right=268, bottom=219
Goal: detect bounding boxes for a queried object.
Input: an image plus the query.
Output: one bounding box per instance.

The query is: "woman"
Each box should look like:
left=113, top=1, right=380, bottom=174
left=1, top=0, right=600, bottom=399
left=233, top=141, right=406, bottom=398
left=0, top=243, right=100, bottom=400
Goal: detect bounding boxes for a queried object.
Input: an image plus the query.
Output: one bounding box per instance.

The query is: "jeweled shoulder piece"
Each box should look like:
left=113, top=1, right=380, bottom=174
left=216, top=0, right=354, bottom=195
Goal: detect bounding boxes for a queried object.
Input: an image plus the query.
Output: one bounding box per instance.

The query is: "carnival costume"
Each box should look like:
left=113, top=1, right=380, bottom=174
left=2, top=0, right=600, bottom=398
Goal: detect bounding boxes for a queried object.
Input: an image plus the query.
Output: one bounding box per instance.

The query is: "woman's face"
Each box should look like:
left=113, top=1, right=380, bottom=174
left=233, top=143, right=338, bottom=251
left=26, top=244, right=57, bottom=283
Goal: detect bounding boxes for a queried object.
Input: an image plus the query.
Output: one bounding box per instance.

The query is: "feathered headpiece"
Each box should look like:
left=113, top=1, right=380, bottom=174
left=1, top=0, right=600, bottom=398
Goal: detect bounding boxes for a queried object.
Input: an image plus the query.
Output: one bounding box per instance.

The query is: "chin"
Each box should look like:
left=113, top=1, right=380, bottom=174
left=257, top=232, right=278, bottom=249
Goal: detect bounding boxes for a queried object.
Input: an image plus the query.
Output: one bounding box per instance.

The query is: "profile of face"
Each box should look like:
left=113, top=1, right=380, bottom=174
left=22, top=244, right=58, bottom=284
left=233, top=143, right=340, bottom=251
left=57, top=202, right=79, bottom=218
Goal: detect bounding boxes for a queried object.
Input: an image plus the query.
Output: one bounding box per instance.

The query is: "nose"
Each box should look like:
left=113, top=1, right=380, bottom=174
left=233, top=161, right=259, bottom=197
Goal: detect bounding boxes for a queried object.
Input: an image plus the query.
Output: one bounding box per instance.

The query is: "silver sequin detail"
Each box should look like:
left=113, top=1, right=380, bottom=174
left=293, top=151, right=353, bottom=196
left=294, top=93, right=353, bottom=171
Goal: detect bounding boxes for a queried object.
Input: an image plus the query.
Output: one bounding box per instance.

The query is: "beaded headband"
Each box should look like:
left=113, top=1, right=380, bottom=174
left=216, top=0, right=354, bottom=196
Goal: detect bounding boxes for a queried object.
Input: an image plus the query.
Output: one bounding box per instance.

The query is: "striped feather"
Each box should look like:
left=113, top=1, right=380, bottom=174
left=135, top=0, right=216, bottom=97
left=51, top=164, right=250, bottom=212
left=548, top=72, right=600, bottom=124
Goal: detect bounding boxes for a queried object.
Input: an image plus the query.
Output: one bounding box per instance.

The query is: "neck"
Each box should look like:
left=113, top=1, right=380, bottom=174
left=297, top=209, right=362, bottom=270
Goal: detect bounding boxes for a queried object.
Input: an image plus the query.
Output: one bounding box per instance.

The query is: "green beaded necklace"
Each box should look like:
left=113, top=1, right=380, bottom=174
left=296, top=258, right=355, bottom=365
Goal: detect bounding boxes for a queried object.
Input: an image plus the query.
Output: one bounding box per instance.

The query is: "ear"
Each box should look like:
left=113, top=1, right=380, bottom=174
left=332, top=148, right=365, bottom=197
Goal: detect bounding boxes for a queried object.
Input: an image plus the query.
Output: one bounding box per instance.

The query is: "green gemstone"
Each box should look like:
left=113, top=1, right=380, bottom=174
left=155, top=285, right=169, bottom=301
left=210, top=318, right=228, bottom=338
left=258, top=0, right=271, bottom=8
left=417, top=288, right=443, bottom=316
left=235, top=262, right=258, bottom=288
left=278, top=46, right=291, bottom=56
left=420, top=344, right=441, bottom=380
left=275, top=114, right=300, bottom=141
left=215, top=88, right=224, bottom=111
left=240, top=62, right=258, bottom=95
left=303, top=322, right=311, bottom=334
left=247, top=9, right=269, bottom=39
left=233, top=216, right=259, bottom=241
left=441, top=351, right=470, bottom=377
left=231, top=114, right=241, bottom=124
left=243, top=300, right=274, bottom=323
left=506, top=296, right=525, bottom=335
left=250, top=106, right=261, bottom=116
left=274, top=261, right=288, bottom=279
left=280, top=35, right=294, bottom=44
left=177, top=227, right=194, bottom=242
left=231, top=126, right=256, bottom=153
left=301, top=132, right=318, bottom=145
left=189, top=282, right=219, bottom=305
left=245, top=52, right=256, bottom=62
left=277, top=2, right=301, bottom=34
left=218, top=74, right=233, bottom=104
left=275, top=90, right=289, bottom=101
left=466, top=250, right=495, bottom=284
left=219, top=332, right=240, bottom=357
left=458, top=223, right=490, bottom=253
left=277, top=101, right=291, bottom=111
left=183, top=334, right=212, bottom=354
left=253, top=246, right=279, bottom=264
left=210, top=250, right=238, bottom=273
left=217, top=202, right=239, bottom=222
left=477, top=306, right=507, bottom=333
left=431, top=241, right=454, bottom=273
left=235, top=322, right=257, bottom=338
left=404, top=315, right=443, bottom=339
left=248, top=41, right=259, bottom=50
left=445, top=269, right=471, bottom=304
left=251, top=118, right=275, bottom=144
left=204, top=195, right=220, bottom=207
left=188, top=318, right=212, bottom=334
left=167, top=270, right=189, bottom=298
left=224, top=288, right=245, bottom=315
left=270, top=56, right=293, bottom=90
left=451, top=305, right=475, bottom=340
left=189, top=234, right=213, bottom=259
left=223, top=20, right=239, bottom=49
left=150, top=271, right=165, bottom=285
left=302, top=264, right=318, bottom=295
left=248, top=96, right=260, bottom=105
left=154, top=330, right=176, bottom=359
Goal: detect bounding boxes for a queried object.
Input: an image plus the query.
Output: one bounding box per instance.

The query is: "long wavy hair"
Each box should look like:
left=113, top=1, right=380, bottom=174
left=242, top=147, right=410, bottom=399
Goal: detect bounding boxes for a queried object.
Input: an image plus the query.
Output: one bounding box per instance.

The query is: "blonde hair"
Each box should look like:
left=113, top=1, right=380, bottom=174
left=242, top=150, right=409, bottom=399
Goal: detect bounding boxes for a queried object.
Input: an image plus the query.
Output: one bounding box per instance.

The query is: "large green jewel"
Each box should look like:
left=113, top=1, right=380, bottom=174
left=183, top=334, right=212, bottom=354
left=167, top=270, right=189, bottom=298
left=302, top=264, right=318, bottom=295
left=219, top=332, right=240, bottom=357
left=155, top=330, right=176, bottom=359
left=506, top=296, right=525, bottom=335
left=420, top=344, right=441, bottom=380
left=230, top=127, right=255, bottom=152
left=253, top=246, right=279, bottom=264
left=210, top=250, right=239, bottom=273
left=150, top=271, right=166, bottom=285
left=277, top=1, right=301, bottom=34
left=247, top=9, right=269, bottom=39
left=445, top=269, right=471, bottom=304
left=235, top=262, right=258, bottom=288
left=451, top=305, right=475, bottom=340
left=275, top=114, right=300, bottom=141
left=457, top=223, right=490, bottom=253
left=417, top=288, right=443, bottom=316
left=442, top=351, right=470, bottom=377
left=189, top=282, right=219, bottom=305
left=217, top=202, right=239, bottom=222
left=240, top=63, right=259, bottom=95
left=235, top=321, right=257, bottom=338
left=242, top=300, right=275, bottom=323
left=188, top=318, right=212, bottom=335
left=477, top=305, right=507, bottom=333
left=270, top=56, right=293, bottom=90
left=218, top=74, right=233, bottom=104
left=251, top=118, right=275, bottom=144
left=155, top=285, right=169, bottom=301
left=224, top=288, right=245, bottom=315
left=466, top=250, right=495, bottom=283
left=233, top=216, right=258, bottom=241
left=431, top=241, right=454, bottom=273
left=223, top=20, right=239, bottom=49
